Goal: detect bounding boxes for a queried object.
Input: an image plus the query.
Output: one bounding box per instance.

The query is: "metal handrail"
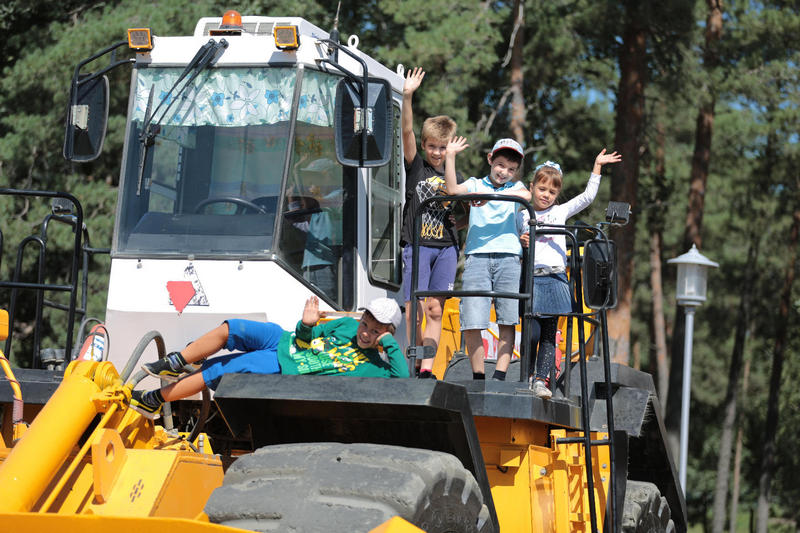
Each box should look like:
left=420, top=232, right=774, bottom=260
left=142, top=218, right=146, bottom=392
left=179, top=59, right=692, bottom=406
left=407, top=193, right=619, bottom=532
left=0, top=189, right=86, bottom=367
left=410, top=193, right=536, bottom=380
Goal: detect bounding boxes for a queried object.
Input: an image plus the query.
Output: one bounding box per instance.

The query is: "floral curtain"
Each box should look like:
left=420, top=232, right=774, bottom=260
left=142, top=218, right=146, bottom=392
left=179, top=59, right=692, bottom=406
left=132, top=67, right=338, bottom=127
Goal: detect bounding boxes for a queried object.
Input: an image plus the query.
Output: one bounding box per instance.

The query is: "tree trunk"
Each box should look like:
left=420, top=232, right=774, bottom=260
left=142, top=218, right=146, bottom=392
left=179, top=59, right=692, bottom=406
left=665, top=0, right=723, bottom=455
left=711, top=233, right=758, bottom=533
left=683, top=99, right=716, bottom=251
left=756, top=206, right=800, bottom=533
left=607, top=20, right=647, bottom=365
left=509, top=0, right=525, bottom=146
left=649, top=230, right=669, bottom=405
left=729, top=358, right=750, bottom=532
left=684, top=0, right=722, bottom=250
left=649, top=115, right=669, bottom=409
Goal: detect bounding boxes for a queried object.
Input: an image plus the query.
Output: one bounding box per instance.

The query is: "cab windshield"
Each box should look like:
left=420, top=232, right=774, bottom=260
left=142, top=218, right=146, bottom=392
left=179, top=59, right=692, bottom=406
left=116, top=66, right=342, bottom=260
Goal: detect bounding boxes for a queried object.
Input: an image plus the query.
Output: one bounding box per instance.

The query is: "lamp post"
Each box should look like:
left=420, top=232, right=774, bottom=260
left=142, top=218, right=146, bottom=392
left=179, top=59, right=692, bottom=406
left=668, top=244, right=718, bottom=492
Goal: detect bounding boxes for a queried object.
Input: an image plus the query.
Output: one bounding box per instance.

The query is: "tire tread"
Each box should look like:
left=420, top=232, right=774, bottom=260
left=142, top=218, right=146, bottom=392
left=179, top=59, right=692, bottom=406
left=621, top=480, right=676, bottom=533
left=205, top=442, right=494, bottom=533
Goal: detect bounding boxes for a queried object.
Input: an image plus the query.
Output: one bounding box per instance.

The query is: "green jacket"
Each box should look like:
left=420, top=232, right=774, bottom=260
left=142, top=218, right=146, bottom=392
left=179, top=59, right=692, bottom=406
left=277, top=317, right=409, bottom=378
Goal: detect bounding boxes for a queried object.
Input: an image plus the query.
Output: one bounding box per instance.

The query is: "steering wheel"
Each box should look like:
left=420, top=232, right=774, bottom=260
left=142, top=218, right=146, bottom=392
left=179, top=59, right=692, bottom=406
left=194, top=196, right=267, bottom=215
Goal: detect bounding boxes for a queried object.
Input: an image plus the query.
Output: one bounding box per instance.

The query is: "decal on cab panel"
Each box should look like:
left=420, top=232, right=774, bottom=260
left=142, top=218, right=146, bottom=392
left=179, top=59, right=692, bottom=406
left=167, top=264, right=209, bottom=313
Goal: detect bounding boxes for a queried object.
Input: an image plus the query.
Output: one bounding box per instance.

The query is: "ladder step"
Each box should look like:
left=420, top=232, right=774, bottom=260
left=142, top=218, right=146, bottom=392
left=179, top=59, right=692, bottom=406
left=556, top=437, right=610, bottom=446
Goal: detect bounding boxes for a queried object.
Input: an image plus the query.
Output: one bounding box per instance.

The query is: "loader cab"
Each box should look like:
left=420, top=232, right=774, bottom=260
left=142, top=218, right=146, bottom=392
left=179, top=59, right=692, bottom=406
left=62, top=14, right=405, bottom=364
left=115, top=66, right=366, bottom=307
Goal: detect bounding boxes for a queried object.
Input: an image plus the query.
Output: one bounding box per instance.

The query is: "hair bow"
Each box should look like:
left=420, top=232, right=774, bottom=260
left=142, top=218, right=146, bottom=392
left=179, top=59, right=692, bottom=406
left=534, top=161, right=563, bottom=175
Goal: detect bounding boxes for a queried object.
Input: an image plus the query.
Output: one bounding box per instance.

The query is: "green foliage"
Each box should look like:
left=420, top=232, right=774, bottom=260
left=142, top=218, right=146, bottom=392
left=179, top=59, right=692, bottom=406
left=1, top=0, right=799, bottom=528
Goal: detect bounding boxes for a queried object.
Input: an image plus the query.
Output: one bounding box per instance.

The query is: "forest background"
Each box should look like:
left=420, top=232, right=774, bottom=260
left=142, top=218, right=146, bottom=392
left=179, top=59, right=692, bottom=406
left=0, top=1, right=798, bottom=531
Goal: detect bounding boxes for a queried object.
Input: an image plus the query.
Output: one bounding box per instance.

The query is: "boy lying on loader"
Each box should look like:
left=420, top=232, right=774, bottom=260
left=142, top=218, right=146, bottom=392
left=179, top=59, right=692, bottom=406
left=130, top=296, right=409, bottom=418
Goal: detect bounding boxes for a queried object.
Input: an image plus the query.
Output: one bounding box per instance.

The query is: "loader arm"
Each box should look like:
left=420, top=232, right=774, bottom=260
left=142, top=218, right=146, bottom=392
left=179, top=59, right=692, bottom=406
left=0, top=360, right=223, bottom=520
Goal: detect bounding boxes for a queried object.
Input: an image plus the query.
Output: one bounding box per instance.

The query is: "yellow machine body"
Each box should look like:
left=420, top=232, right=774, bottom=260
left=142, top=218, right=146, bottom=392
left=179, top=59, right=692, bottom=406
left=429, top=298, right=612, bottom=532
left=0, top=514, right=422, bottom=533
left=0, top=359, right=421, bottom=533
left=431, top=295, right=595, bottom=378
left=0, top=360, right=226, bottom=528
left=477, top=417, right=611, bottom=533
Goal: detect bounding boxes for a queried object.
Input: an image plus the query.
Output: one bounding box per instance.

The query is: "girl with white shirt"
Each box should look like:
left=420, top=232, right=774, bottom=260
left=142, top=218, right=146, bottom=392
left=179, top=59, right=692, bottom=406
left=518, top=149, right=621, bottom=398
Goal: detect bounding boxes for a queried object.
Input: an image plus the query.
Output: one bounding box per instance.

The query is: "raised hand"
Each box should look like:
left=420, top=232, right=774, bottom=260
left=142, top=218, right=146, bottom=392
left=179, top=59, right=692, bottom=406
left=446, top=136, right=469, bottom=158
left=404, top=67, right=425, bottom=96
left=594, top=148, right=622, bottom=168
left=301, top=296, right=326, bottom=327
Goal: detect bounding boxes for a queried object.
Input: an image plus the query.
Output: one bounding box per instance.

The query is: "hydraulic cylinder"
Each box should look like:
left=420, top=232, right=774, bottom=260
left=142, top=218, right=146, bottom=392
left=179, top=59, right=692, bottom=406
left=0, top=361, right=113, bottom=512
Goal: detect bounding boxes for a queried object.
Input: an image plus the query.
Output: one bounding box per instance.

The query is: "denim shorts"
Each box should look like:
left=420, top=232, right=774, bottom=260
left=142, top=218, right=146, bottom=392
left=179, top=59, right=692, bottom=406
left=200, top=319, right=285, bottom=389
left=532, top=272, right=573, bottom=315
left=460, top=253, right=521, bottom=329
left=402, top=244, right=458, bottom=302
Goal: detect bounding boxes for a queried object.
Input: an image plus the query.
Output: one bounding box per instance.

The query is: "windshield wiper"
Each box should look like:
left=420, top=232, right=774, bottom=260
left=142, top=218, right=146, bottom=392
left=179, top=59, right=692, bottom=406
left=136, top=38, right=229, bottom=195
left=136, top=86, right=155, bottom=196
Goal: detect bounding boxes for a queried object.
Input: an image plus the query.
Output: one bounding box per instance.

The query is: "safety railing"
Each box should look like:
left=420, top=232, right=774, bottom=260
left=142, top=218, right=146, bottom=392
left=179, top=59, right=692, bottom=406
left=0, top=188, right=110, bottom=368
left=407, top=193, right=618, bottom=533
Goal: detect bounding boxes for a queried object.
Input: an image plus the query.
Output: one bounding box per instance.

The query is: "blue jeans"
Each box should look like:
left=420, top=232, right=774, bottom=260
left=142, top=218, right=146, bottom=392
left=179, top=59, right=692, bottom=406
left=460, top=253, right=521, bottom=329
left=200, top=319, right=284, bottom=389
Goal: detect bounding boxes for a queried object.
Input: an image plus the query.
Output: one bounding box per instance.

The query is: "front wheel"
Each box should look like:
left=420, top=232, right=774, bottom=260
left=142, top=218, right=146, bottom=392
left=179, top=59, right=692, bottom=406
left=205, top=442, right=494, bottom=533
left=621, top=480, right=675, bottom=533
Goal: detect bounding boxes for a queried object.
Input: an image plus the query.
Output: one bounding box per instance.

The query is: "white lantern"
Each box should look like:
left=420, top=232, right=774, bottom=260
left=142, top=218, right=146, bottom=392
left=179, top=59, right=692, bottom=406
left=668, top=244, right=718, bottom=307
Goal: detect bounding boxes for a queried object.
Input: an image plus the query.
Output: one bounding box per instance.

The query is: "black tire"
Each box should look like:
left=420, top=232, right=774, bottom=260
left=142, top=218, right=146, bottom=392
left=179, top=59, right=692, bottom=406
left=621, top=480, right=675, bottom=533
left=205, top=442, right=494, bottom=533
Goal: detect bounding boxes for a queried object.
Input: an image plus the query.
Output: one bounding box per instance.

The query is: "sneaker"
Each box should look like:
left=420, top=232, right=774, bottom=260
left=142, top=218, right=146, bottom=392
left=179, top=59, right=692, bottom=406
left=418, top=370, right=435, bottom=379
left=130, top=390, right=162, bottom=419
left=532, top=380, right=552, bottom=400
left=142, top=356, right=185, bottom=382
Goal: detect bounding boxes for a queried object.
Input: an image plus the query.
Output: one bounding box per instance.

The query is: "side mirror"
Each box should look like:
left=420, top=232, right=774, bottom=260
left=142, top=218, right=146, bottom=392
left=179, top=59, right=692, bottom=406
left=63, top=73, right=109, bottom=162
left=582, top=239, right=618, bottom=310
left=334, top=77, right=393, bottom=168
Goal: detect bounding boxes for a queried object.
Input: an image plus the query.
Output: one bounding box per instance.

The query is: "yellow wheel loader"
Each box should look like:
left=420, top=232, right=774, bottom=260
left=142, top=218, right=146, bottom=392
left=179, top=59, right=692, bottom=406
left=1, top=11, right=685, bottom=533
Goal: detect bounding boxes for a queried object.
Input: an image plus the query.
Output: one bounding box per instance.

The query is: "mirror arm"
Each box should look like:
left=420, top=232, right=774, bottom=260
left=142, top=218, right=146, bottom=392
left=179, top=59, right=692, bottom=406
left=73, top=40, right=129, bottom=73
left=316, top=58, right=363, bottom=88
left=316, top=39, right=368, bottom=87
left=70, top=40, right=129, bottom=89
left=74, top=58, right=135, bottom=90
left=316, top=39, right=369, bottom=166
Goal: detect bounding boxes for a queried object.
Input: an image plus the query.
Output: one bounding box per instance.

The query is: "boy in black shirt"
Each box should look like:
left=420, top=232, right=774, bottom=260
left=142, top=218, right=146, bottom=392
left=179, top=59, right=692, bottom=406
left=400, top=67, right=462, bottom=378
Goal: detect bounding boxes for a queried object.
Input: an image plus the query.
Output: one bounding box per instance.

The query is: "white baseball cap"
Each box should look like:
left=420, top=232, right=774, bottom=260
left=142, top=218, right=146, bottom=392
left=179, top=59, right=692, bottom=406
left=361, top=298, right=402, bottom=329
left=490, top=138, right=524, bottom=159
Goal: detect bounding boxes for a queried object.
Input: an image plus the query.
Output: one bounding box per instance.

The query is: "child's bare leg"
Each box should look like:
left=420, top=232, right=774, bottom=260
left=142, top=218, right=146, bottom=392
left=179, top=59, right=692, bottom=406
left=141, top=323, right=229, bottom=383
left=495, top=324, right=516, bottom=373
left=181, top=323, right=229, bottom=363
left=161, top=371, right=207, bottom=402
left=130, top=370, right=207, bottom=417
left=464, top=329, right=485, bottom=374
left=420, top=296, right=446, bottom=372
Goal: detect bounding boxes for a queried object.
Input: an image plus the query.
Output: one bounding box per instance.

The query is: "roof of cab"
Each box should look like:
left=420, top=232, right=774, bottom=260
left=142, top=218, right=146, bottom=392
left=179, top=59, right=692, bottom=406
left=194, top=15, right=329, bottom=41
left=136, top=15, right=402, bottom=94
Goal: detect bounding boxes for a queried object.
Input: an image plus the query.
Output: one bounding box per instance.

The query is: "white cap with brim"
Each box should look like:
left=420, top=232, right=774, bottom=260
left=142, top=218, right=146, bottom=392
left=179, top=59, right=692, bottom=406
left=360, top=297, right=402, bottom=329
left=490, top=138, right=524, bottom=159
